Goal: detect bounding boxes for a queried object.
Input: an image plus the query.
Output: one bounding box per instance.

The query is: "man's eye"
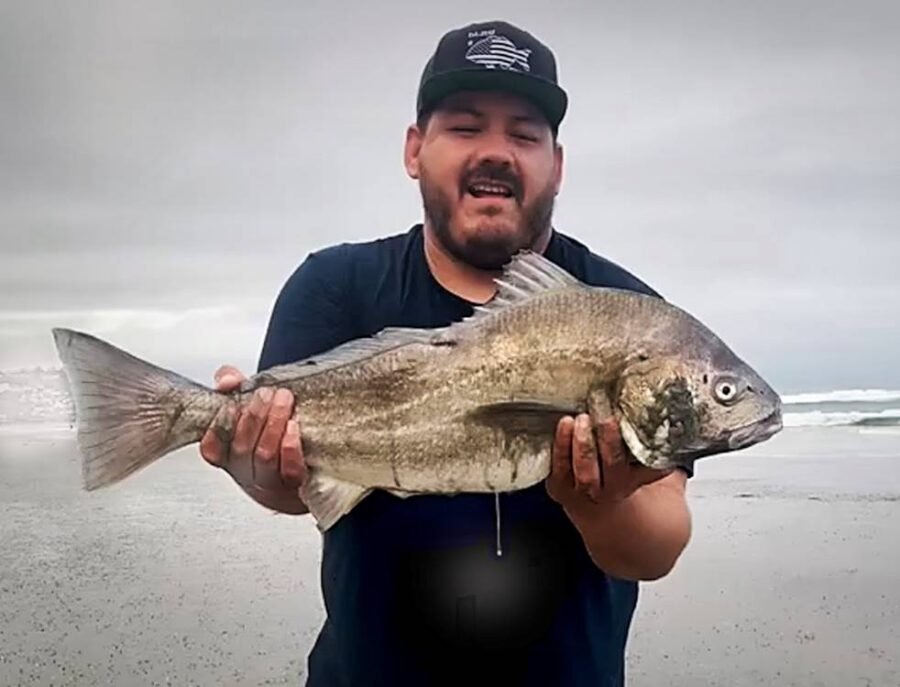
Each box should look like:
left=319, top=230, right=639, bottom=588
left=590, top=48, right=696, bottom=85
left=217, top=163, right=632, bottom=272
left=450, top=126, right=479, bottom=134
left=513, top=132, right=538, bottom=142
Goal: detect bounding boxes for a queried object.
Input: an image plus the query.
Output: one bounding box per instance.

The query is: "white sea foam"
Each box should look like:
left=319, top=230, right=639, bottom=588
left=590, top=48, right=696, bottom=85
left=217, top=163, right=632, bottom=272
left=780, top=388, right=900, bottom=428
left=0, top=367, right=74, bottom=427
left=782, top=389, right=900, bottom=405
left=783, top=408, right=900, bottom=428
left=0, top=422, right=74, bottom=436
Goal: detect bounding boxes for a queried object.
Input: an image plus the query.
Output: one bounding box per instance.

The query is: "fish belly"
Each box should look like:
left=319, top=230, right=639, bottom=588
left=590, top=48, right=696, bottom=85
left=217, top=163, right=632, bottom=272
left=302, top=420, right=554, bottom=496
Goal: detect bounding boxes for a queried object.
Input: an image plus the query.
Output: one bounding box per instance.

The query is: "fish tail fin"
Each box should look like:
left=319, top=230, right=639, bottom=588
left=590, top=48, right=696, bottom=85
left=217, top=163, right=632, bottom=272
left=52, top=327, right=221, bottom=490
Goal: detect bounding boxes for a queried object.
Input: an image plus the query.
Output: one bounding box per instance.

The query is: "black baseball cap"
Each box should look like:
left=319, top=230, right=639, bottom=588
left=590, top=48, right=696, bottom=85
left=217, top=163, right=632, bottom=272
left=416, top=20, right=568, bottom=132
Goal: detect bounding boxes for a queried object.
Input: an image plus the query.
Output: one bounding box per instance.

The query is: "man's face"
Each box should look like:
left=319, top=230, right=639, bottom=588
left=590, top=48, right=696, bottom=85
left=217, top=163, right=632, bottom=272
left=404, top=90, right=563, bottom=270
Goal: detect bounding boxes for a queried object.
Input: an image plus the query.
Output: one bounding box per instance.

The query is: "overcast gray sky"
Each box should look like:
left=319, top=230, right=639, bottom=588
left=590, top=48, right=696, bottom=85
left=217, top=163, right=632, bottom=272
left=1, top=0, right=898, bottom=394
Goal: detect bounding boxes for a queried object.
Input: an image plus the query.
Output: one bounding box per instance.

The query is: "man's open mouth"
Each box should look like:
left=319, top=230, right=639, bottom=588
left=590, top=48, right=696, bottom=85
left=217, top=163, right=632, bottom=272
left=465, top=180, right=516, bottom=199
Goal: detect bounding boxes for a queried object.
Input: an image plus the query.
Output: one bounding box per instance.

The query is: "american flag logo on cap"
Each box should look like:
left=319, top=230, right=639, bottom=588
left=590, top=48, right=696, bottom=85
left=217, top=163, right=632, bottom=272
left=464, top=35, right=532, bottom=72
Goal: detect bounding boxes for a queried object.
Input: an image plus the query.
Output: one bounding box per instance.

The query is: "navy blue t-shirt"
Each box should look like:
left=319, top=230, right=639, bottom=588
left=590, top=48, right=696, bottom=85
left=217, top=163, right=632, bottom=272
left=258, top=224, right=662, bottom=687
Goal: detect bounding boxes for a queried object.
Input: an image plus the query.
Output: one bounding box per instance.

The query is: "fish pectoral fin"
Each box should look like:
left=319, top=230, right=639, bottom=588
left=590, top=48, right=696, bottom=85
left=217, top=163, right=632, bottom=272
left=466, top=400, right=580, bottom=436
left=299, top=471, right=371, bottom=532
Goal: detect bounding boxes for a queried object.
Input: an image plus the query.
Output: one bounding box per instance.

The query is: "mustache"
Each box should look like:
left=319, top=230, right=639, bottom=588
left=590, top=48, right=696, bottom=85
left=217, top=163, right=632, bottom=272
left=459, top=163, right=523, bottom=202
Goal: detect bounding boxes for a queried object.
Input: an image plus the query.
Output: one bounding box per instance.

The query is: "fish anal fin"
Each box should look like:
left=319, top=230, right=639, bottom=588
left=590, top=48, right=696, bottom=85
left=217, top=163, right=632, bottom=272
left=299, top=471, right=371, bottom=532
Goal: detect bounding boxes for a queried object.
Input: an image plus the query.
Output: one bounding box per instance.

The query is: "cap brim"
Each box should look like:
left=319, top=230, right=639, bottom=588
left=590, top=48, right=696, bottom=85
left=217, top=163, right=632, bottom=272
left=418, top=69, right=568, bottom=130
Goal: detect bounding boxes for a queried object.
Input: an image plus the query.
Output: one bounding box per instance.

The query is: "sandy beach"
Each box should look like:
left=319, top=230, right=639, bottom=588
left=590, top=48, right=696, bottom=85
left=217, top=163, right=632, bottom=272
left=1, top=426, right=898, bottom=686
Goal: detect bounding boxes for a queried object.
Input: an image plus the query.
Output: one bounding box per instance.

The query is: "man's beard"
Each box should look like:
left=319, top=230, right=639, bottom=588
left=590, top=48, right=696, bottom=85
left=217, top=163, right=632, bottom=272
left=420, top=165, right=556, bottom=271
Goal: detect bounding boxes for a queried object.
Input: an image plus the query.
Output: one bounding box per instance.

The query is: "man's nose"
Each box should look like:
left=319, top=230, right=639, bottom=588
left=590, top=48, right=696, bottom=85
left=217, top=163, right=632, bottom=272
left=472, top=130, right=516, bottom=168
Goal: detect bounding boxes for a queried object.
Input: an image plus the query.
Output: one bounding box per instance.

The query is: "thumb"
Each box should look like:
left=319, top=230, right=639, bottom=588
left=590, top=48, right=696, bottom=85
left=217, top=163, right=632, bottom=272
left=546, top=416, right=575, bottom=502
left=213, top=364, right=246, bottom=392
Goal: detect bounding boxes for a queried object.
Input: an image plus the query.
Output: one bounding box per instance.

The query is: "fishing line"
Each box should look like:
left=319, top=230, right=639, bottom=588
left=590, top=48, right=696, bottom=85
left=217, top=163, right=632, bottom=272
left=494, top=492, right=503, bottom=557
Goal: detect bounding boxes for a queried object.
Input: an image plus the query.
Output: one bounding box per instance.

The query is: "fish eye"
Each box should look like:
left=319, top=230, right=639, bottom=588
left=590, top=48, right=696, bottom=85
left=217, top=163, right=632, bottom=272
left=713, top=376, right=742, bottom=404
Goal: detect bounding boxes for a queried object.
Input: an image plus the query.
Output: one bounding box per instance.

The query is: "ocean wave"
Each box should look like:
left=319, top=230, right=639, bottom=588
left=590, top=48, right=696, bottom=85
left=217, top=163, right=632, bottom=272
left=783, top=408, right=900, bottom=428
left=0, top=368, right=74, bottom=425
left=782, top=389, right=900, bottom=405
left=0, top=421, right=74, bottom=436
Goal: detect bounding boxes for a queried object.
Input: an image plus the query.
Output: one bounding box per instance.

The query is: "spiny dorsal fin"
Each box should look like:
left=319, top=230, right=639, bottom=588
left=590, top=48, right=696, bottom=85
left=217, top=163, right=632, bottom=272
left=501, top=249, right=581, bottom=290
left=246, top=326, right=442, bottom=389
left=466, top=249, right=585, bottom=322
left=248, top=252, right=582, bottom=389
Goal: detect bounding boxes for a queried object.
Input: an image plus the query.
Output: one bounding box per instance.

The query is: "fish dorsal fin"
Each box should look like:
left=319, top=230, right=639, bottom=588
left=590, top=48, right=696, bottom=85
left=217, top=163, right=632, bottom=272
left=469, top=250, right=584, bottom=321
left=246, top=326, right=439, bottom=390
left=248, top=252, right=581, bottom=389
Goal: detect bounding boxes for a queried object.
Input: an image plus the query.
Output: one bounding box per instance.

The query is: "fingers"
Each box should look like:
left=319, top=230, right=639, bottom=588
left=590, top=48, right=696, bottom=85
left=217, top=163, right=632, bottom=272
left=199, top=400, right=238, bottom=468
left=201, top=365, right=246, bottom=468
left=230, top=387, right=274, bottom=480
left=571, top=414, right=602, bottom=502
left=551, top=415, right=575, bottom=477
left=596, top=417, right=628, bottom=470
left=546, top=415, right=574, bottom=503
left=279, top=419, right=307, bottom=489
left=548, top=414, right=603, bottom=503
left=253, top=388, right=296, bottom=488
left=546, top=412, right=673, bottom=511
left=213, top=364, right=245, bottom=392
left=202, top=382, right=303, bottom=493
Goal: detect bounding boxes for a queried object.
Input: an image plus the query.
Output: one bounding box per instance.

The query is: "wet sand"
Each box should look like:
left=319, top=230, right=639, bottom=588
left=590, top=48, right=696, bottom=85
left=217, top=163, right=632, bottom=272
left=1, top=426, right=898, bottom=686
left=627, top=427, right=900, bottom=687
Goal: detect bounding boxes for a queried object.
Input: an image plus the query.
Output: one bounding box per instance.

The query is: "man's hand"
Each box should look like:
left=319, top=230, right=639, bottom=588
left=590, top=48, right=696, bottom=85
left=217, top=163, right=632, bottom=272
left=546, top=413, right=691, bottom=581
left=199, top=365, right=309, bottom=515
left=546, top=414, right=671, bottom=508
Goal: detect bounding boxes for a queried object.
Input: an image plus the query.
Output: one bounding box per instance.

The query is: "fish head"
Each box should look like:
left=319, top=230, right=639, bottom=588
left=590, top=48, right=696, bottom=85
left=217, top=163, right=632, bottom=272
left=613, top=350, right=783, bottom=471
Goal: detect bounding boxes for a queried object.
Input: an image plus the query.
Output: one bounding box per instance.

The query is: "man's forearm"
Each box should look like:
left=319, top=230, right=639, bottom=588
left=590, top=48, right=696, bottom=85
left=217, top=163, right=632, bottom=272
left=565, top=472, right=692, bottom=581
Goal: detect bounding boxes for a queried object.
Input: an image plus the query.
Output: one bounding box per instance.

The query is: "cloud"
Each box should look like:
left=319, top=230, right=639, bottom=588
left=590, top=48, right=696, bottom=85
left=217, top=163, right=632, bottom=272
left=0, top=304, right=242, bottom=333
left=1, top=0, right=898, bottom=393
left=0, top=301, right=273, bottom=384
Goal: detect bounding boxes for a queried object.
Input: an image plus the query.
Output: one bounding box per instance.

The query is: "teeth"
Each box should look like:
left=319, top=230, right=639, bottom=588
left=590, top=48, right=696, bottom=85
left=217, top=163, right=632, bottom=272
left=469, top=183, right=512, bottom=197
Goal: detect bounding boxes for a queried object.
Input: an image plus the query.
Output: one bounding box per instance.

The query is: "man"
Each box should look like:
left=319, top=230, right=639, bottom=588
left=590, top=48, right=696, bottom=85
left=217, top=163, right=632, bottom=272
left=200, top=20, right=691, bottom=687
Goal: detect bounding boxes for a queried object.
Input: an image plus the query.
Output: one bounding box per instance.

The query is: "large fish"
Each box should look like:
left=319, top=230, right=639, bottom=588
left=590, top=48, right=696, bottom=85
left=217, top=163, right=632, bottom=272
left=52, top=251, right=782, bottom=531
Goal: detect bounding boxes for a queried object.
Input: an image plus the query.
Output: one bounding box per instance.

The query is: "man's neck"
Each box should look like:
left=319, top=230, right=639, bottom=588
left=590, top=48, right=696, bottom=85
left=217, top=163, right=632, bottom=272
left=422, top=222, right=553, bottom=304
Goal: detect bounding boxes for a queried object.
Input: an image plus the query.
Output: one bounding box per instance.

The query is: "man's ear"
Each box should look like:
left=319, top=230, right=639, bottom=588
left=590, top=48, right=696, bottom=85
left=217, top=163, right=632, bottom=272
left=553, top=141, right=564, bottom=196
left=404, top=124, right=423, bottom=180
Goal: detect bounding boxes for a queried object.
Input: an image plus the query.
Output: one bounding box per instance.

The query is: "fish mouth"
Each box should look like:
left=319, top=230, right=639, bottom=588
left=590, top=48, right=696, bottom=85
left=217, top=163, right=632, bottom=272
left=727, top=409, right=783, bottom=450
left=674, top=409, right=783, bottom=461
